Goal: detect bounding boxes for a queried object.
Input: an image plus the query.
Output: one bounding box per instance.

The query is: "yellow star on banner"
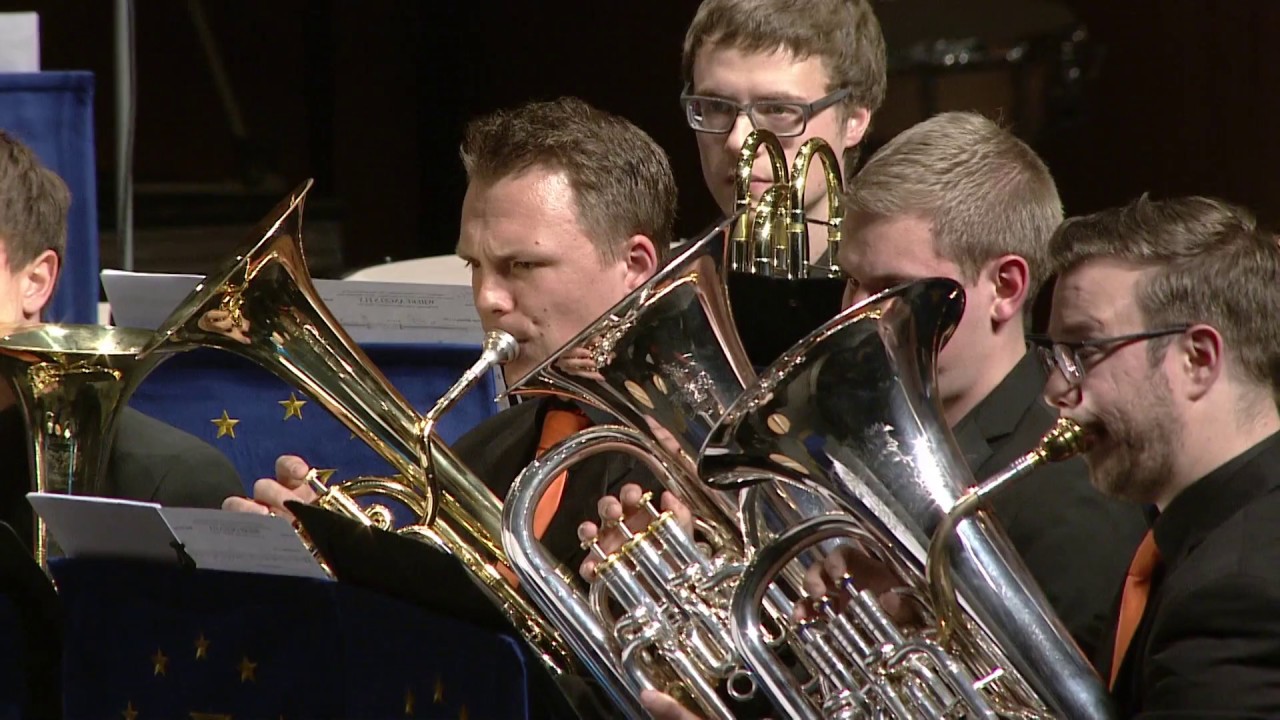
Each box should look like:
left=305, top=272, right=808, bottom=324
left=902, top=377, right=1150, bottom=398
left=211, top=410, right=240, bottom=439
left=239, top=655, right=257, bottom=682
left=122, top=701, right=138, bottom=720
left=404, top=687, right=416, bottom=716
left=434, top=675, right=444, bottom=703
left=279, top=392, right=307, bottom=420
left=194, top=632, right=210, bottom=660
left=151, top=648, right=169, bottom=676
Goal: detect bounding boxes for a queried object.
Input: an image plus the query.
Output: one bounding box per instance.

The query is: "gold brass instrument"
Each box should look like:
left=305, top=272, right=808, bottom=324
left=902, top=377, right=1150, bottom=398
left=0, top=325, right=175, bottom=571
left=731, top=129, right=844, bottom=279
left=504, top=215, right=852, bottom=719
left=701, top=278, right=1115, bottom=719
left=137, top=180, right=575, bottom=684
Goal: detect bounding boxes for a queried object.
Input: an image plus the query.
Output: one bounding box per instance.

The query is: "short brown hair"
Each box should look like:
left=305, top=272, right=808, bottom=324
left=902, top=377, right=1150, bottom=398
left=460, top=97, right=676, bottom=262
left=845, top=111, right=1062, bottom=300
left=682, top=0, right=887, bottom=169
left=0, top=130, right=69, bottom=271
left=1049, top=195, right=1280, bottom=390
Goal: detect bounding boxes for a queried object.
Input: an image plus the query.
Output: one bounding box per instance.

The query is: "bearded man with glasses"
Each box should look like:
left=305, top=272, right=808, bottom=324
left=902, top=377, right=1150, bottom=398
left=1038, top=194, right=1280, bottom=717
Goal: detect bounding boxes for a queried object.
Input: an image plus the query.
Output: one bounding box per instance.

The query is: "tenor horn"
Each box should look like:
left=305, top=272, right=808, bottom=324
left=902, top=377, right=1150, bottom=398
left=731, top=129, right=844, bottom=280
left=728, top=129, right=848, bottom=367
left=700, top=278, right=1115, bottom=719
left=139, top=180, right=576, bottom=684
left=0, top=325, right=175, bottom=570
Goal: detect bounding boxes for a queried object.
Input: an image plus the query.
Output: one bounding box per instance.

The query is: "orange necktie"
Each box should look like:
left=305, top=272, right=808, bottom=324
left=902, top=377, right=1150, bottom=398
left=1110, top=529, right=1161, bottom=688
left=532, top=408, right=590, bottom=540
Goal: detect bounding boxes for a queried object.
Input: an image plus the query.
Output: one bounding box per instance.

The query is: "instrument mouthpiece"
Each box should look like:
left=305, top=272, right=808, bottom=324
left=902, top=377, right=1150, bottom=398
left=484, top=330, right=520, bottom=365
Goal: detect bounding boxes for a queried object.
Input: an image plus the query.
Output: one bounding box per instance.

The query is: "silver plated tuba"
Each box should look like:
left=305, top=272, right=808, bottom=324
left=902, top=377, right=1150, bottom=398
left=502, top=216, right=855, bottom=719
left=700, top=278, right=1115, bottom=719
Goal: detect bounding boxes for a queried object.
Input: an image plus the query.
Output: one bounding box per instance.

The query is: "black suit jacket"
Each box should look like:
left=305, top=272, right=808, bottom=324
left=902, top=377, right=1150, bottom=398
left=952, top=352, right=1147, bottom=661
left=451, top=397, right=662, bottom=570
left=0, top=405, right=244, bottom=550
left=1098, top=433, right=1280, bottom=718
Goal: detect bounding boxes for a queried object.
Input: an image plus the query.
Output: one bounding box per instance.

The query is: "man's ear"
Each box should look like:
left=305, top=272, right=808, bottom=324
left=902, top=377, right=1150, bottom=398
left=620, top=235, right=658, bottom=291
left=984, top=254, right=1030, bottom=325
left=1178, top=324, right=1224, bottom=402
left=842, top=106, right=871, bottom=150
left=19, top=249, right=58, bottom=322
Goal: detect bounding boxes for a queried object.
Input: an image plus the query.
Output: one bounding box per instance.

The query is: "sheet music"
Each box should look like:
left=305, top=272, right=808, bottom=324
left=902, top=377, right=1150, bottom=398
left=161, top=507, right=331, bottom=580
left=101, top=269, right=483, bottom=345
left=27, top=494, right=176, bottom=563
left=28, top=493, right=331, bottom=580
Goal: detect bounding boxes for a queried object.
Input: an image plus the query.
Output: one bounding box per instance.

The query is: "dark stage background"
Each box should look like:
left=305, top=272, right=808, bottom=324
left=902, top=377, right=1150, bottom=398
left=4, top=0, right=1276, bottom=278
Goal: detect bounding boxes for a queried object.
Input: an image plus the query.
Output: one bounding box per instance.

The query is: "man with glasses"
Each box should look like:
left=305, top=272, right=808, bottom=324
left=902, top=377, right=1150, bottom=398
left=679, top=0, right=886, bottom=266
left=1038, top=194, right=1280, bottom=717
left=620, top=112, right=1148, bottom=720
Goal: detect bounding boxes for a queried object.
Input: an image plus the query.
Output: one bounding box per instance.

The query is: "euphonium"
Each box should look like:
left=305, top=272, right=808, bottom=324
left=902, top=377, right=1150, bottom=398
left=504, top=215, right=847, bottom=719
left=0, top=324, right=175, bottom=570
left=731, top=129, right=844, bottom=279
left=138, top=180, right=576, bottom=684
left=701, top=278, right=1115, bottom=719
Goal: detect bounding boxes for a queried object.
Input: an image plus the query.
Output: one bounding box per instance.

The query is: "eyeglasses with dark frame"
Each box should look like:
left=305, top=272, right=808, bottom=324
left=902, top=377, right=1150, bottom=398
left=679, top=85, right=852, bottom=138
left=1030, top=325, right=1192, bottom=385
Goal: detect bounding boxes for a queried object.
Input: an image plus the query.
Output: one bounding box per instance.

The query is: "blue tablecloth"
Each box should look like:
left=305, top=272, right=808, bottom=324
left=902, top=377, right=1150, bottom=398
left=13, top=558, right=531, bottom=720
left=0, top=72, right=99, bottom=324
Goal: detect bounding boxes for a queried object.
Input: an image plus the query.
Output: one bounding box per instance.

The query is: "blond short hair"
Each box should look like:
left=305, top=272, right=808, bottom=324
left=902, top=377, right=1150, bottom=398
left=1050, top=194, right=1280, bottom=390
left=845, top=111, right=1062, bottom=298
left=0, top=131, right=69, bottom=271
left=460, top=97, right=676, bottom=262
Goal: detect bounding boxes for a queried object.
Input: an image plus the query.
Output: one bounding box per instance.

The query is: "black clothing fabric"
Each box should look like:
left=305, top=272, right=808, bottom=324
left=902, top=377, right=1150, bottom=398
left=0, top=405, right=244, bottom=551
left=951, top=352, right=1148, bottom=661
left=1097, top=433, right=1280, bottom=718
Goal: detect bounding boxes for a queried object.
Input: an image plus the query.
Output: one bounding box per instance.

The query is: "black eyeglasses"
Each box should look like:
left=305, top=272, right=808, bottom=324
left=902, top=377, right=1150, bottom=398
left=1030, top=326, right=1192, bottom=385
left=679, top=85, right=851, bottom=138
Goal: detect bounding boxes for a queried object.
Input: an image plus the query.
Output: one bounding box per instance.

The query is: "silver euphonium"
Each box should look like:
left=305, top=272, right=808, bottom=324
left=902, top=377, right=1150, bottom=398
left=701, top=278, right=1115, bottom=719
left=503, top=215, right=848, bottom=719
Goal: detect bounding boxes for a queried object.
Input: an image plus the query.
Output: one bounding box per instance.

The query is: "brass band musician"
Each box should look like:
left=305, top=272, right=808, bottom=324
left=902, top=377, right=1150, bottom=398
left=0, top=131, right=242, bottom=550
left=1038, top=195, right=1280, bottom=717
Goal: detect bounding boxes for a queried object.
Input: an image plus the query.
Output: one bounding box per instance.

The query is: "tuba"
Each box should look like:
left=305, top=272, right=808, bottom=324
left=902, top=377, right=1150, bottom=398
left=503, top=216, right=859, bottom=718
left=0, top=325, right=175, bottom=570
left=138, top=180, right=577, bottom=686
left=701, top=278, right=1115, bottom=718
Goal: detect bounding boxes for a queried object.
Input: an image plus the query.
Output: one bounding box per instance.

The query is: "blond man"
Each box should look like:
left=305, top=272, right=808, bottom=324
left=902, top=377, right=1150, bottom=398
left=836, top=110, right=1145, bottom=660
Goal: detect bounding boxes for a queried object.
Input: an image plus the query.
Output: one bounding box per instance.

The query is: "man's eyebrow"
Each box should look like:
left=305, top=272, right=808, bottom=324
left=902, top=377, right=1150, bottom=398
left=1052, top=315, right=1103, bottom=341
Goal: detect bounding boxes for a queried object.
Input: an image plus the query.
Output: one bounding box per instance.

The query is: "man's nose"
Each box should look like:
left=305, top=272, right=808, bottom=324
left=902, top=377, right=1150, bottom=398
left=725, top=112, right=757, bottom=160
left=472, top=270, right=513, bottom=316
left=1042, top=366, right=1082, bottom=411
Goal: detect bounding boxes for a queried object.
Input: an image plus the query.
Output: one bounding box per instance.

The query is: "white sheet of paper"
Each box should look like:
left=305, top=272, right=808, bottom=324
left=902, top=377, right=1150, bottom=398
left=26, top=493, right=177, bottom=564
left=27, top=493, right=331, bottom=580
left=0, top=13, right=39, bottom=72
left=160, top=507, right=331, bottom=581
left=100, top=269, right=483, bottom=345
